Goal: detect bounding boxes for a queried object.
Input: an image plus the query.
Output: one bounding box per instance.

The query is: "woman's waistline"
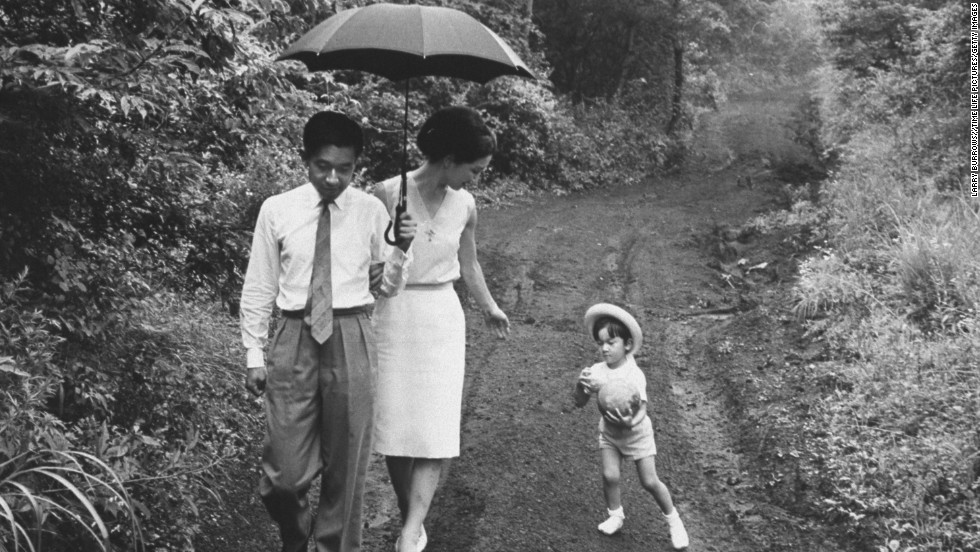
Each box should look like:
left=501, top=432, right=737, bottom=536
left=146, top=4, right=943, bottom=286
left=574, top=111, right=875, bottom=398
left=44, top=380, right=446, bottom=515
left=404, top=282, right=454, bottom=291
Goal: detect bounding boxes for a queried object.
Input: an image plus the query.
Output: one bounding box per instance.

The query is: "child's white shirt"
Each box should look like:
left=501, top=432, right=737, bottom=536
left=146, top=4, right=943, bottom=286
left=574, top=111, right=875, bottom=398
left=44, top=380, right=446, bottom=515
left=581, top=355, right=648, bottom=402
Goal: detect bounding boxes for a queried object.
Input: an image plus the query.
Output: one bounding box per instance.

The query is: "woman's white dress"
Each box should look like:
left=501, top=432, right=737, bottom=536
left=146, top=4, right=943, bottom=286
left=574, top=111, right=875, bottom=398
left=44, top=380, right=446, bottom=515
left=373, top=175, right=476, bottom=458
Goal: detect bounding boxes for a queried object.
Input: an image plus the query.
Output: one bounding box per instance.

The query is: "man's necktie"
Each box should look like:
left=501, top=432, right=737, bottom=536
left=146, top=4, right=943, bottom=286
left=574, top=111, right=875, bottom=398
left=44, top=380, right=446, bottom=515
left=306, top=202, right=332, bottom=343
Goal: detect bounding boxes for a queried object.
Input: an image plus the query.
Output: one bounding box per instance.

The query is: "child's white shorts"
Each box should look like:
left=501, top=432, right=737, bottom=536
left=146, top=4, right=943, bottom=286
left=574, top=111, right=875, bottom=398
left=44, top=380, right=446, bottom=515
left=598, top=416, right=657, bottom=460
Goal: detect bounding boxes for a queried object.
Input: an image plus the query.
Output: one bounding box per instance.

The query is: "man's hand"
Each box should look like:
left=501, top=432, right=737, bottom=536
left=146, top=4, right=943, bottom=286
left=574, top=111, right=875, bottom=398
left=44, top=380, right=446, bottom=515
left=246, top=366, right=267, bottom=397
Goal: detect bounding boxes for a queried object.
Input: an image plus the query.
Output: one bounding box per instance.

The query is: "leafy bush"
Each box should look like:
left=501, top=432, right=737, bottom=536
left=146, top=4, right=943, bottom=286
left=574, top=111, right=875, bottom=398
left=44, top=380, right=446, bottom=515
left=1, top=273, right=143, bottom=551
left=1, top=266, right=264, bottom=551
left=754, top=2, right=980, bottom=549
left=472, top=79, right=669, bottom=192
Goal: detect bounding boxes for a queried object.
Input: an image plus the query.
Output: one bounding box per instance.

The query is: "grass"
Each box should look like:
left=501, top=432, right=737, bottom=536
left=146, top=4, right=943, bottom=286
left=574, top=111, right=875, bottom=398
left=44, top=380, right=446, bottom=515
left=759, top=101, right=980, bottom=549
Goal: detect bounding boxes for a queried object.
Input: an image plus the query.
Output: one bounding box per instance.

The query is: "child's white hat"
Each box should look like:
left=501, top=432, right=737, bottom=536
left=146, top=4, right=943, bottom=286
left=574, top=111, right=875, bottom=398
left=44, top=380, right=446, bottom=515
left=584, top=303, right=643, bottom=356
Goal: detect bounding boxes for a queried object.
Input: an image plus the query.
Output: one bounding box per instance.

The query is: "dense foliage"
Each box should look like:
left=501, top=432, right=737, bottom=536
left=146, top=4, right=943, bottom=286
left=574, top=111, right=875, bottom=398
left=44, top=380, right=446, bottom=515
left=743, top=2, right=977, bottom=551
left=534, top=0, right=768, bottom=133
left=0, top=0, right=699, bottom=549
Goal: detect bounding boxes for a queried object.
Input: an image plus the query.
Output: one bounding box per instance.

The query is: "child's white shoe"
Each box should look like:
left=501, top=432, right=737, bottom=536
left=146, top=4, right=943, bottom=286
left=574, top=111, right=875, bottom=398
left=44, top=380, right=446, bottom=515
left=664, top=508, right=689, bottom=550
left=597, top=507, right=625, bottom=535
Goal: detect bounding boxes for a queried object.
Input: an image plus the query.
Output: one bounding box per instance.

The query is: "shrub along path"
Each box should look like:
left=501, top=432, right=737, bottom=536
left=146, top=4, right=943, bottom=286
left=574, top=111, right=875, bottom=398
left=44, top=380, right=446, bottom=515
left=196, top=89, right=846, bottom=551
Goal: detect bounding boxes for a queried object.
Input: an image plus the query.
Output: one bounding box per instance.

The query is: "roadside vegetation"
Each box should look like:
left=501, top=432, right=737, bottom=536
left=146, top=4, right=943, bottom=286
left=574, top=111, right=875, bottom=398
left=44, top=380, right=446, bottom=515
left=735, top=2, right=977, bottom=551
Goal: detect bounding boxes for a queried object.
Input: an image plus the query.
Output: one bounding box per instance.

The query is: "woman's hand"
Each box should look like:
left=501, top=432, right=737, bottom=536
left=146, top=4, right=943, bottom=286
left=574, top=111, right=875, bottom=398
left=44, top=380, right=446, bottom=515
left=396, top=211, right=417, bottom=251
left=483, top=305, right=510, bottom=339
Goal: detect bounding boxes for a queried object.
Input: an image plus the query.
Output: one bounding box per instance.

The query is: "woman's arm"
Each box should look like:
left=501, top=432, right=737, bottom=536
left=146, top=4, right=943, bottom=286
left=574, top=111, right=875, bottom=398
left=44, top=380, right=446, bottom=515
left=458, top=205, right=509, bottom=338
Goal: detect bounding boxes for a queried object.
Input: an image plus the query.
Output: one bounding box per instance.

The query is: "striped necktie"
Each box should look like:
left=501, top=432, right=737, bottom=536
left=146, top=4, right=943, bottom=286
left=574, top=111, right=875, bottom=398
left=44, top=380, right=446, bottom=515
left=305, top=201, right=332, bottom=343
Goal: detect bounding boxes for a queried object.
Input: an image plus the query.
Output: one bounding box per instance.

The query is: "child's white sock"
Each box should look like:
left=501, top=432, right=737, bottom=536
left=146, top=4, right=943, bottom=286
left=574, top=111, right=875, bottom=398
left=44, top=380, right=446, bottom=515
left=598, top=506, right=625, bottom=535
left=663, top=508, right=689, bottom=549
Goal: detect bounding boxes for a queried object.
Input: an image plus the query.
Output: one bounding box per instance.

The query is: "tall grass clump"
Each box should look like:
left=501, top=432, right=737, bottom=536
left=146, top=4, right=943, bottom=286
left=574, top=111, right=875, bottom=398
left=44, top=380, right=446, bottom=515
left=1, top=268, right=260, bottom=551
left=1, top=272, right=143, bottom=551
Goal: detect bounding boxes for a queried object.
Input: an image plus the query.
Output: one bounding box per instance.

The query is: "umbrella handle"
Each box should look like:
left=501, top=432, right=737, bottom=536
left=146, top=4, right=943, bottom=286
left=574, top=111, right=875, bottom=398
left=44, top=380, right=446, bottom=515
left=385, top=80, right=412, bottom=247
left=384, top=200, right=405, bottom=246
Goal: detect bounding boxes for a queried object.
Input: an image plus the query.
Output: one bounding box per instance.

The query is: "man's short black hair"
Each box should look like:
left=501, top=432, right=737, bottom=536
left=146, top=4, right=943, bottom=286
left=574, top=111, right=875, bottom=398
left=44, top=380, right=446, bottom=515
left=303, top=111, right=364, bottom=160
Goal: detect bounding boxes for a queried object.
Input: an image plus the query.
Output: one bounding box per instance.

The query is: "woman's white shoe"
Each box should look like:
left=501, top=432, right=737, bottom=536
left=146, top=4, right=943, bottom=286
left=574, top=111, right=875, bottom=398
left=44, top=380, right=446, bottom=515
left=395, top=525, right=427, bottom=552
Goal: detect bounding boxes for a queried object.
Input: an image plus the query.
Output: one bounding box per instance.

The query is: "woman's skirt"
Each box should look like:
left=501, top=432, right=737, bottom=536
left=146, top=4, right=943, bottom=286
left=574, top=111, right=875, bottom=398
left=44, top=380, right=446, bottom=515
left=373, top=283, right=465, bottom=458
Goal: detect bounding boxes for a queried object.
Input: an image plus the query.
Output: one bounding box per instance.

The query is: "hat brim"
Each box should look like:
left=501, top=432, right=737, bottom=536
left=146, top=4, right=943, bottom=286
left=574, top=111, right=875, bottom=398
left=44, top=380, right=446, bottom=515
left=584, top=303, right=643, bottom=356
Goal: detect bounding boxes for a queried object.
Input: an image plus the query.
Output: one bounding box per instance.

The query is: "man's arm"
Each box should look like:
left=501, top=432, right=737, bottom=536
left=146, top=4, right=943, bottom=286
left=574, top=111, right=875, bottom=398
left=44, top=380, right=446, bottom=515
left=240, top=201, right=279, bottom=396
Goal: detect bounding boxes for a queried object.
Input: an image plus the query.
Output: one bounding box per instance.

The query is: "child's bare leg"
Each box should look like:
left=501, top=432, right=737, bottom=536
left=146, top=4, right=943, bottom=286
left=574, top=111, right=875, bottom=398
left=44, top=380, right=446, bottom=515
left=636, top=455, right=689, bottom=549
left=635, top=455, right=675, bottom=514
left=597, top=448, right=627, bottom=535
left=600, top=448, right=623, bottom=510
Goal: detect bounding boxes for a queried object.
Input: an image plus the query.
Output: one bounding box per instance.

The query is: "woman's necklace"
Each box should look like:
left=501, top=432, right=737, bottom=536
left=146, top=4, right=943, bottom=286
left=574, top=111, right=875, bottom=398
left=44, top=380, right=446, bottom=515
left=415, top=178, right=444, bottom=242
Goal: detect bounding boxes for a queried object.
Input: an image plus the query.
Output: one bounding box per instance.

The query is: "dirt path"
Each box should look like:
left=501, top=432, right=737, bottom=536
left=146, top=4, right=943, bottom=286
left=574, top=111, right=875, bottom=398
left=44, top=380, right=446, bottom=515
left=197, top=89, right=846, bottom=552
left=403, top=167, right=834, bottom=552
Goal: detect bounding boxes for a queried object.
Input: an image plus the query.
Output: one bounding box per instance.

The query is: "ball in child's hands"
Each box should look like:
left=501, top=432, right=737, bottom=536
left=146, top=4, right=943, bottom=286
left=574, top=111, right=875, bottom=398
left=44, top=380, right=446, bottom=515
left=597, top=379, right=641, bottom=427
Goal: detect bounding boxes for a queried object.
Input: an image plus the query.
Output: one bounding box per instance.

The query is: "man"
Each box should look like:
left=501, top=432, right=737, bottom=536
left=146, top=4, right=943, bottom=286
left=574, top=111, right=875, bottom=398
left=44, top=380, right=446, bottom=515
left=240, top=111, right=415, bottom=552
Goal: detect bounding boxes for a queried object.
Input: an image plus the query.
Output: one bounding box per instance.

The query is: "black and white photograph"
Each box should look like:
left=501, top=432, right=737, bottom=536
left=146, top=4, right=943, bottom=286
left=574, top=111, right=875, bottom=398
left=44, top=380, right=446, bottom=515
left=0, top=1, right=974, bottom=551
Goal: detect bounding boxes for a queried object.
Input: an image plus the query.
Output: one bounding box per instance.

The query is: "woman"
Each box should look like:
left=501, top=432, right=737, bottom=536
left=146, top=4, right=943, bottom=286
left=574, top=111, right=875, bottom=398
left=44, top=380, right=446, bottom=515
left=373, top=106, right=510, bottom=552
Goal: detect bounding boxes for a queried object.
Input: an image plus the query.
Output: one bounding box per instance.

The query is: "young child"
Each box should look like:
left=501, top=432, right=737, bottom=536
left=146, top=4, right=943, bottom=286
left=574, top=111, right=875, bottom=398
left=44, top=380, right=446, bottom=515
left=573, top=303, right=689, bottom=550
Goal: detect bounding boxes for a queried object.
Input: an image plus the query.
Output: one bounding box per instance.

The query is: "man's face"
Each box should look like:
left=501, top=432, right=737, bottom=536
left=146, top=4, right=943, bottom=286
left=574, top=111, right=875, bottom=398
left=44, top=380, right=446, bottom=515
left=306, top=144, right=357, bottom=202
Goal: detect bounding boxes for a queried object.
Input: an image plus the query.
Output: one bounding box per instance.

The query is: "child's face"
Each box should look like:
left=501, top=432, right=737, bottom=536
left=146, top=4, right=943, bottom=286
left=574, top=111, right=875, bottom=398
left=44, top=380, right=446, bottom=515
left=596, top=327, right=631, bottom=368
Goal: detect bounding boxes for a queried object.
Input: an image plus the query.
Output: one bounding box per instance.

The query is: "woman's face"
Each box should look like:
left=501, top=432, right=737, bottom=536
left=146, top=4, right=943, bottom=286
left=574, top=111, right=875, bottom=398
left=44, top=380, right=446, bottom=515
left=444, top=155, right=491, bottom=190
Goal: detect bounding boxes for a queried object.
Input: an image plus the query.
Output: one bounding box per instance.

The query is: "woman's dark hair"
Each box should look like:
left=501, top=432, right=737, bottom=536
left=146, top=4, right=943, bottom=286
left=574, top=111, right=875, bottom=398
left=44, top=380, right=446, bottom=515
left=303, top=111, right=364, bottom=160
left=592, top=316, right=632, bottom=344
left=416, top=105, right=495, bottom=164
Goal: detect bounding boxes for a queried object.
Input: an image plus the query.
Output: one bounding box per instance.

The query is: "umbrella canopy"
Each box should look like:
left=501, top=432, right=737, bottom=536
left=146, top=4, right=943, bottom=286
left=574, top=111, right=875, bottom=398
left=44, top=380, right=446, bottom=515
left=277, top=2, right=536, bottom=83
left=278, top=3, right=536, bottom=244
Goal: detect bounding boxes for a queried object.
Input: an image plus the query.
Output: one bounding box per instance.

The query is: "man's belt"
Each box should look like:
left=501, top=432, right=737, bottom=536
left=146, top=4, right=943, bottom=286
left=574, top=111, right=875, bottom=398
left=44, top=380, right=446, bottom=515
left=280, top=305, right=371, bottom=319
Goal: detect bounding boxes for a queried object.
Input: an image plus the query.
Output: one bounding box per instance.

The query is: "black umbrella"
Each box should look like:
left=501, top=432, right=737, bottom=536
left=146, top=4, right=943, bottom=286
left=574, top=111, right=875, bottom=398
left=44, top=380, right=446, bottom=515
left=278, top=2, right=536, bottom=243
